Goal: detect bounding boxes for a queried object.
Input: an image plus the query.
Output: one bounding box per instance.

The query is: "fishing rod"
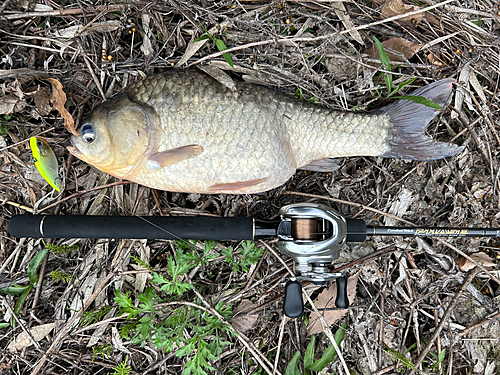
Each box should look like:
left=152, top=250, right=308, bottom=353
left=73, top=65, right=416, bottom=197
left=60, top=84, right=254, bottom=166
left=8, top=203, right=500, bottom=318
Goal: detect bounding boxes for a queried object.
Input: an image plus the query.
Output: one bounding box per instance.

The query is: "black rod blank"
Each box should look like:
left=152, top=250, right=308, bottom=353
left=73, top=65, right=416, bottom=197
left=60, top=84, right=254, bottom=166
left=366, top=226, right=500, bottom=237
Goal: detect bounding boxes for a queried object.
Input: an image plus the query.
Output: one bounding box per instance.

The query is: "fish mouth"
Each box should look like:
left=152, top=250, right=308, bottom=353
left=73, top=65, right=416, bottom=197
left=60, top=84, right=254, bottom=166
left=67, top=137, right=82, bottom=158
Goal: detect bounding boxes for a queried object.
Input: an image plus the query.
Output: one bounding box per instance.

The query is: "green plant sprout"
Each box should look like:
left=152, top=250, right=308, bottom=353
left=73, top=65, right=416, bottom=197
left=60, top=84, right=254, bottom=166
left=194, top=24, right=234, bottom=67
left=295, top=87, right=319, bottom=104
left=92, top=343, right=113, bottom=360
left=0, top=114, right=11, bottom=136
left=384, top=343, right=446, bottom=373
left=81, top=305, right=113, bottom=326
left=111, top=356, right=132, bottom=375
left=373, top=36, right=442, bottom=110
left=286, top=323, right=346, bottom=374
left=50, top=270, right=72, bottom=283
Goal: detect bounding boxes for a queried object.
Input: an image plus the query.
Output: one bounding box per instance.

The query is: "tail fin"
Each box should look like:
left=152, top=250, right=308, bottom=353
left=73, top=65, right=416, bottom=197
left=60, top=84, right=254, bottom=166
left=378, top=79, right=464, bottom=161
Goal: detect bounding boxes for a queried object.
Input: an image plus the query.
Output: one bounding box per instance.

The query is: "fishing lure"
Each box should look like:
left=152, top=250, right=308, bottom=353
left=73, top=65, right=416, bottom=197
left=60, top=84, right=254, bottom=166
left=29, top=136, right=61, bottom=192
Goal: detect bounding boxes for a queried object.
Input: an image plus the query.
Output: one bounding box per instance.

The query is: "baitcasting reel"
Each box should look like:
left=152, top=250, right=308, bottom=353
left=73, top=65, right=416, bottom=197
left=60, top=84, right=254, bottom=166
left=277, top=203, right=367, bottom=318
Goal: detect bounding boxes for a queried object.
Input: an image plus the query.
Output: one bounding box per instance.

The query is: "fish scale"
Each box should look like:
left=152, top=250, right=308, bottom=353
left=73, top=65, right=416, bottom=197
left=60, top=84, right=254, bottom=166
left=68, top=70, right=463, bottom=194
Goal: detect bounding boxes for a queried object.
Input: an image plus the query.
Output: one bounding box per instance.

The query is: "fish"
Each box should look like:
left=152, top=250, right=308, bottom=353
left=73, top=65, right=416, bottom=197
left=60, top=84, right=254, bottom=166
left=30, top=136, right=61, bottom=192
left=67, top=70, right=463, bottom=194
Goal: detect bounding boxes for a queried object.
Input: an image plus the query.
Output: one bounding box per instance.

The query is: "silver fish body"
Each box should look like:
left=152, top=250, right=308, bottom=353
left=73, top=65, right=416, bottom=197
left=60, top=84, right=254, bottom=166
left=68, top=70, right=462, bottom=194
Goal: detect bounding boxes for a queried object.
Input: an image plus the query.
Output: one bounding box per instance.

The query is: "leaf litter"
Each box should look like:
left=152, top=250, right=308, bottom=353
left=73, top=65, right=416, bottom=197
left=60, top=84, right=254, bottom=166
left=1, top=1, right=500, bottom=374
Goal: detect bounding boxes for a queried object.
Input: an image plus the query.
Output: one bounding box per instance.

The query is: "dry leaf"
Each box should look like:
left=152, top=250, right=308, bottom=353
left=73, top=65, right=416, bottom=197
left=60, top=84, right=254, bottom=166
left=307, top=271, right=361, bottom=336
left=33, top=86, right=52, bottom=116
left=381, top=0, right=423, bottom=26
left=455, top=252, right=496, bottom=272
left=43, top=78, right=77, bottom=135
left=332, top=2, right=364, bottom=45
left=231, top=299, right=259, bottom=333
left=364, top=37, right=423, bottom=63
left=0, top=96, right=25, bottom=115
left=7, top=323, right=56, bottom=352
left=198, top=65, right=237, bottom=92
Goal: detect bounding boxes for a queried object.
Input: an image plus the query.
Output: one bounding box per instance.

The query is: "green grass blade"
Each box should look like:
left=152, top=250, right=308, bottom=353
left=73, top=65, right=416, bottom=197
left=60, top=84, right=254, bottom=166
left=373, top=36, right=392, bottom=92
left=285, top=351, right=301, bottom=375
left=12, top=285, right=33, bottom=328
left=308, top=323, right=347, bottom=372
left=215, top=39, right=234, bottom=67
left=28, top=248, right=48, bottom=285
left=0, top=285, right=32, bottom=295
left=304, top=335, right=316, bottom=369
left=387, top=77, right=417, bottom=98
left=193, top=35, right=210, bottom=43
left=391, top=95, right=443, bottom=109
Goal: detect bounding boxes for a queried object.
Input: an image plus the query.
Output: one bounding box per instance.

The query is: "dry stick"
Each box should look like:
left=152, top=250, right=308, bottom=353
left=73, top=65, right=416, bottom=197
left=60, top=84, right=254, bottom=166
left=433, top=309, right=443, bottom=374
left=260, top=241, right=351, bottom=375
left=2, top=4, right=122, bottom=20
left=187, top=0, right=454, bottom=67
left=37, top=180, right=132, bottom=213
left=0, top=237, right=26, bottom=275
left=459, top=310, right=500, bottom=337
left=284, top=191, right=500, bottom=284
left=407, top=267, right=480, bottom=375
left=273, top=314, right=288, bottom=375
left=77, top=40, right=107, bottom=101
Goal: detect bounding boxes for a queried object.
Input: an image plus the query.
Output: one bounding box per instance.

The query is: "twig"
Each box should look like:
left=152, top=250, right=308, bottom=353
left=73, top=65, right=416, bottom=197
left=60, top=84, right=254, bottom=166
left=459, top=310, right=500, bottom=337
left=0, top=0, right=12, bottom=16
left=273, top=314, right=288, bottom=375
left=408, top=267, right=480, bottom=375
left=0, top=237, right=26, bottom=275
left=37, top=180, right=132, bottom=213
left=2, top=4, right=122, bottom=20
left=77, top=40, right=107, bottom=101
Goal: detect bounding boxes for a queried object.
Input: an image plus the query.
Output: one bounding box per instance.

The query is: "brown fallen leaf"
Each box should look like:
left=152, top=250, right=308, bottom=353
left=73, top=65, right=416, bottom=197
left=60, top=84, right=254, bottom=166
left=381, top=0, right=423, bottom=26
left=0, top=96, right=26, bottom=115
left=307, top=270, right=361, bottom=336
left=43, top=78, right=78, bottom=135
left=455, top=252, right=496, bottom=272
left=364, top=37, right=423, bottom=63
left=7, top=322, right=56, bottom=352
left=0, top=79, right=27, bottom=115
left=231, top=299, right=259, bottom=333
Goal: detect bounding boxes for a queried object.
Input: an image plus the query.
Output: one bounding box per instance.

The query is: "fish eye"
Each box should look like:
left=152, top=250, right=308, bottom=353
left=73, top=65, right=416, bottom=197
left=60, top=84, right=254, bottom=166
left=81, top=124, right=96, bottom=143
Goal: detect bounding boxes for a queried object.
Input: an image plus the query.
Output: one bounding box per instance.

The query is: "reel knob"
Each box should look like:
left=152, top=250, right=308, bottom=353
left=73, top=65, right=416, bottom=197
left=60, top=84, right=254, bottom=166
left=335, top=276, right=349, bottom=309
left=283, top=280, right=304, bottom=318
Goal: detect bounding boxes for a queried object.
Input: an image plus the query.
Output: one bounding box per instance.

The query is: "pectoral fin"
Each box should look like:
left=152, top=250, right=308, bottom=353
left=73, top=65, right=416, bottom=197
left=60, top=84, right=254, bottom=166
left=208, top=177, right=268, bottom=192
left=147, top=145, right=204, bottom=170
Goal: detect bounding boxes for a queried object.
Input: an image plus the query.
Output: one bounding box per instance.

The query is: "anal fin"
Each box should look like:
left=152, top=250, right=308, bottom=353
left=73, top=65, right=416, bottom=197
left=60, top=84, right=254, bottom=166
left=148, top=145, right=204, bottom=170
left=208, top=177, right=268, bottom=192
left=299, top=158, right=341, bottom=172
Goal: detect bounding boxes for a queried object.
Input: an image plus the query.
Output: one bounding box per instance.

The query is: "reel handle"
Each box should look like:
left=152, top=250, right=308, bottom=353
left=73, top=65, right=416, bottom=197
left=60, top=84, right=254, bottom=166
left=283, top=280, right=304, bottom=318
left=335, top=276, right=349, bottom=309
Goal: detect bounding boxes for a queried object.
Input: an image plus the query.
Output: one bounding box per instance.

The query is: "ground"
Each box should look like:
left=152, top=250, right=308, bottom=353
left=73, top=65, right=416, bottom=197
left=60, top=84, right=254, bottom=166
left=0, top=1, right=499, bottom=375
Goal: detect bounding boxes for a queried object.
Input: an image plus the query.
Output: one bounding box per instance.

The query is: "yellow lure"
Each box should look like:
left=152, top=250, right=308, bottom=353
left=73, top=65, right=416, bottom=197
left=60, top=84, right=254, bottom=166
left=29, top=137, right=61, bottom=192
